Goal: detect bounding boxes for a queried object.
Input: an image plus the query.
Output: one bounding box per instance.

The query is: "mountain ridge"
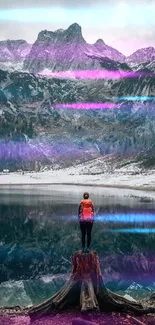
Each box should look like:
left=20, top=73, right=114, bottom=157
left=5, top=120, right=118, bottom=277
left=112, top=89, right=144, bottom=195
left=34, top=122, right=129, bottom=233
left=23, top=22, right=126, bottom=73
left=0, top=23, right=154, bottom=73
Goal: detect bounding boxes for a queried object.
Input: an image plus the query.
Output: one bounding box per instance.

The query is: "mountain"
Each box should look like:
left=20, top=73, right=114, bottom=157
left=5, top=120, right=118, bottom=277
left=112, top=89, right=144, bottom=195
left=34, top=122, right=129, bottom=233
left=0, top=39, right=31, bottom=71
left=126, top=46, right=155, bottom=67
left=0, top=24, right=155, bottom=171
left=0, top=25, right=155, bottom=74
left=23, top=23, right=126, bottom=73
left=93, top=38, right=125, bottom=62
left=128, top=60, right=155, bottom=73
left=0, top=68, right=155, bottom=171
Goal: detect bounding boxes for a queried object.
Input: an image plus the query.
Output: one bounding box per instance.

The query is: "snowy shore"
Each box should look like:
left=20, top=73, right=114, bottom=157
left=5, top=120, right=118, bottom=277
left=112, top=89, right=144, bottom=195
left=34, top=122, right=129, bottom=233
left=0, top=158, right=155, bottom=192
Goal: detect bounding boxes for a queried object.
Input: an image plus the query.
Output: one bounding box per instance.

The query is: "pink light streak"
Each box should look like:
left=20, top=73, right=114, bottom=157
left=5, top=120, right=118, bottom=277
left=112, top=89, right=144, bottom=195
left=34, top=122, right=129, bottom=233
left=54, top=102, right=118, bottom=109
left=38, top=69, right=154, bottom=80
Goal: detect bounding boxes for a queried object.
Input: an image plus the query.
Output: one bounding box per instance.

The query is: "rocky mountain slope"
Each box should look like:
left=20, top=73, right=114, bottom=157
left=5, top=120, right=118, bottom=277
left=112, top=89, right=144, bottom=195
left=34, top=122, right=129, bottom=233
left=0, top=66, right=155, bottom=171
left=0, top=40, right=31, bottom=72
left=126, top=46, right=155, bottom=65
left=125, top=46, right=155, bottom=71
left=23, top=23, right=126, bottom=73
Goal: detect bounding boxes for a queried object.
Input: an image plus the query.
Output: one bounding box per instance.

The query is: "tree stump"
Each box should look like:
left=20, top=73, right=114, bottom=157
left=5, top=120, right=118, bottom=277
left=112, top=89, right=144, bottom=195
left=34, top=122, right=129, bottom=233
left=26, top=251, right=155, bottom=317
left=1, top=250, right=155, bottom=318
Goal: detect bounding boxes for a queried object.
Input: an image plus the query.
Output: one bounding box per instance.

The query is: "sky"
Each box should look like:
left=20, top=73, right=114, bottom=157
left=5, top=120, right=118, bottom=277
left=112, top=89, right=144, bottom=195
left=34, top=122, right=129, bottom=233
left=0, top=0, right=154, bottom=56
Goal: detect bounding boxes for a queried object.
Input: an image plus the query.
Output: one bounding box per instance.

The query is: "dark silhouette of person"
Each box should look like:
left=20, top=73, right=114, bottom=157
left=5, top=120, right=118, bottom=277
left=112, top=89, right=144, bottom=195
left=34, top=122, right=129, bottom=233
left=78, top=192, right=94, bottom=253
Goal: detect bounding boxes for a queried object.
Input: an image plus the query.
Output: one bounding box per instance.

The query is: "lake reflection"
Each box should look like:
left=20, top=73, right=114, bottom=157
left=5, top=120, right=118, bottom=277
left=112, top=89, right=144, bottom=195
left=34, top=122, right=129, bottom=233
left=0, top=185, right=155, bottom=287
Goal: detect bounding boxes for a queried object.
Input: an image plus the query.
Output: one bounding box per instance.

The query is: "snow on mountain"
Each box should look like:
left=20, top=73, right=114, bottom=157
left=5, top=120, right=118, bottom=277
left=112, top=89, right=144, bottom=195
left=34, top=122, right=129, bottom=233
left=0, top=61, right=24, bottom=72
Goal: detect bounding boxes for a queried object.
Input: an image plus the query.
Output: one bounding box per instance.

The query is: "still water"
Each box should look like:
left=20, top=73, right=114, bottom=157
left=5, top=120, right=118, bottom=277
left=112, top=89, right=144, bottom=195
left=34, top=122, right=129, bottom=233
left=0, top=184, right=155, bottom=308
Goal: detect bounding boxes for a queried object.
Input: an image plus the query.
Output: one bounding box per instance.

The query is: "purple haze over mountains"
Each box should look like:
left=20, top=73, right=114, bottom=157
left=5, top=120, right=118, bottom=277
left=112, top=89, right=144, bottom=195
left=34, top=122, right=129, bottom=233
left=0, top=139, right=93, bottom=163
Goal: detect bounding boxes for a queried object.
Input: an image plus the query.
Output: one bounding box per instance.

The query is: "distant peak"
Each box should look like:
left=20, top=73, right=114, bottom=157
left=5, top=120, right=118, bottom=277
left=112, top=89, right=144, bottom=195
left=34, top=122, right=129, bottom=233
left=38, top=29, right=49, bottom=38
left=95, top=39, right=105, bottom=46
left=67, top=23, right=82, bottom=32
left=65, top=23, right=85, bottom=42
left=135, top=46, right=155, bottom=54
left=37, top=24, right=84, bottom=42
left=146, top=46, right=155, bottom=50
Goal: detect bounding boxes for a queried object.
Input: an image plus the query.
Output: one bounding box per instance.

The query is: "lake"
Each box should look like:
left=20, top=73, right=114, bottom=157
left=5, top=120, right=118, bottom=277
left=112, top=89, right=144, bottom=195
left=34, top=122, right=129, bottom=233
left=0, top=184, right=155, bottom=308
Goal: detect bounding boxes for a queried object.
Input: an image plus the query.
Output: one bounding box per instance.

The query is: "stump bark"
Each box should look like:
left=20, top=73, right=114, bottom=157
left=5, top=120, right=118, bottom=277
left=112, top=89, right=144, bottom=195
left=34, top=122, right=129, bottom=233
left=1, top=250, right=155, bottom=318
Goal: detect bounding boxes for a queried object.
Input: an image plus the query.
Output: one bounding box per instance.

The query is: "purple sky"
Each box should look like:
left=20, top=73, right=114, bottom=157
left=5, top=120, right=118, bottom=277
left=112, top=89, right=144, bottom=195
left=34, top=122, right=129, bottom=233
left=0, top=0, right=154, bottom=56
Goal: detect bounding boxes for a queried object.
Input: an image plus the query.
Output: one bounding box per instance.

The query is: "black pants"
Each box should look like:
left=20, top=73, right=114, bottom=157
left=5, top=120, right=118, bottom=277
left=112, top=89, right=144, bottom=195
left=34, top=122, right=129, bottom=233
left=80, top=221, right=93, bottom=248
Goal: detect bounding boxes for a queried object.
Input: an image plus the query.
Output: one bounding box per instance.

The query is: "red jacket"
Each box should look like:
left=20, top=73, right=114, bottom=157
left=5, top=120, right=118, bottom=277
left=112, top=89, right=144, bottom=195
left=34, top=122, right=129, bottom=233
left=78, top=199, right=94, bottom=221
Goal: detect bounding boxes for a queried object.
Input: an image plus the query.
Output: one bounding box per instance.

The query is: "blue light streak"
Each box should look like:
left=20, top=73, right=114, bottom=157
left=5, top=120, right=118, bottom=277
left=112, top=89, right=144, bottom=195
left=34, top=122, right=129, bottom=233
left=111, top=228, right=155, bottom=233
left=95, top=213, right=155, bottom=223
left=71, top=212, right=155, bottom=224
left=119, top=96, right=155, bottom=101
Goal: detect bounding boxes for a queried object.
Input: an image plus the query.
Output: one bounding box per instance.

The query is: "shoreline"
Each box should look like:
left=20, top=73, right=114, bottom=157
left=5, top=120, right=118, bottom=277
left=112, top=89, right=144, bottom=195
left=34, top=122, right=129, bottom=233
left=0, top=182, right=155, bottom=192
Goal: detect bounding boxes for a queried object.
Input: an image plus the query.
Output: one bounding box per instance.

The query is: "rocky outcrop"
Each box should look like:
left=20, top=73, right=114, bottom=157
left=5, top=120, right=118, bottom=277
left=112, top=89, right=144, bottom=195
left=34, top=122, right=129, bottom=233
left=0, top=40, right=31, bottom=62
left=23, top=23, right=126, bottom=73
left=0, top=40, right=31, bottom=71
left=94, top=38, right=125, bottom=63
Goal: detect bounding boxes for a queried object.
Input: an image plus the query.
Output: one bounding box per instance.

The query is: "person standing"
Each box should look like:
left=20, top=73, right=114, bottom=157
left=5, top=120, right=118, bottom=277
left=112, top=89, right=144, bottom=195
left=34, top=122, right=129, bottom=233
left=78, top=192, right=94, bottom=253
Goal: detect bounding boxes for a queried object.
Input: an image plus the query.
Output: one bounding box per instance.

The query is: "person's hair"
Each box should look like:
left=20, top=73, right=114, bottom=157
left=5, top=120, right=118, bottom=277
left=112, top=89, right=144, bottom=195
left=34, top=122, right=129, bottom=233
left=83, top=192, right=89, bottom=199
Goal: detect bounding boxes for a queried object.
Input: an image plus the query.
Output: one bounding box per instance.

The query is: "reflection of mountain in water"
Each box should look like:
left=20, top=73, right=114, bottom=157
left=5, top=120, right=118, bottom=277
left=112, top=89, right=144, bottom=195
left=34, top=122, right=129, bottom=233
left=0, top=274, right=68, bottom=307
left=0, top=275, right=155, bottom=308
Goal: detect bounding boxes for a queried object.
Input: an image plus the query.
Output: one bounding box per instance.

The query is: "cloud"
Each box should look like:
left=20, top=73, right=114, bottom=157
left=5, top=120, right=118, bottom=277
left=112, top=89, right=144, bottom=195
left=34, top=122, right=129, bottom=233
left=0, top=0, right=104, bottom=9
left=0, top=0, right=154, bottom=9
